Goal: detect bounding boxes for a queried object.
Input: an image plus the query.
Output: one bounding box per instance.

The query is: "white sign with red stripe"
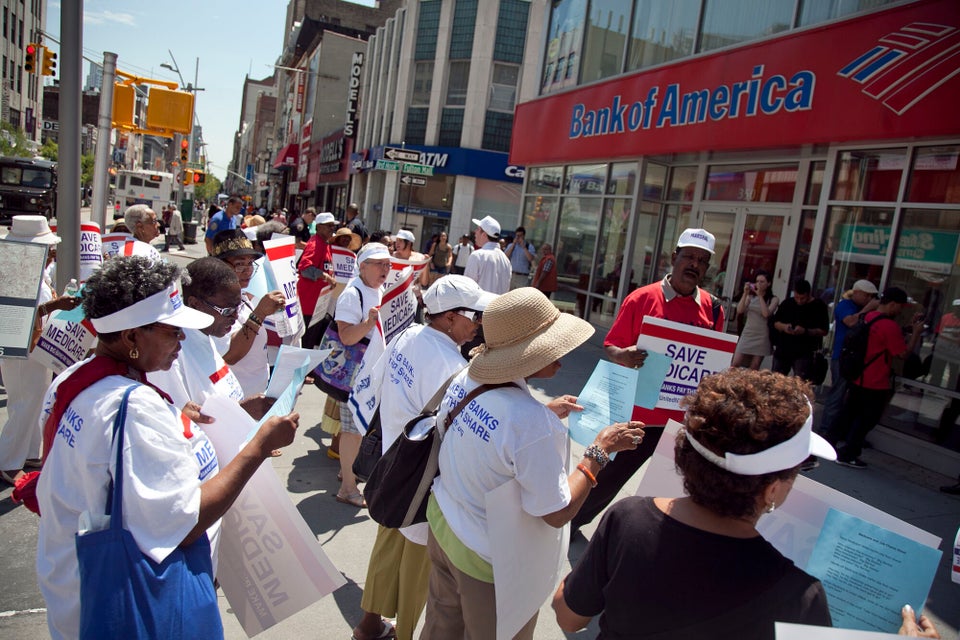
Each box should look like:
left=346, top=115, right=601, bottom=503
left=635, top=316, right=738, bottom=424
left=263, top=236, right=304, bottom=338
left=330, top=245, right=356, bottom=284
left=79, top=222, right=103, bottom=282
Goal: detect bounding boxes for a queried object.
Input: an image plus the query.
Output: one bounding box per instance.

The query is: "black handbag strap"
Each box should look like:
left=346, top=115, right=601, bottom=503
left=105, top=385, right=140, bottom=529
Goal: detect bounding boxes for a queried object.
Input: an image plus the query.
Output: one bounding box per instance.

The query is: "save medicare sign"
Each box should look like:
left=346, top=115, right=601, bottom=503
left=510, top=0, right=960, bottom=166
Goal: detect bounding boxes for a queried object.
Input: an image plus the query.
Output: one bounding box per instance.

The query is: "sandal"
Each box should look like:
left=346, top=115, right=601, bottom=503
left=351, top=620, right=396, bottom=640
left=1, top=470, right=21, bottom=486
left=335, top=492, right=366, bottom=508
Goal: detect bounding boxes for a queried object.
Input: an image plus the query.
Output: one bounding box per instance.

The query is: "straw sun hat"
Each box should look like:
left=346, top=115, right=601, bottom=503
left=469, top=287, right=594, bottom=384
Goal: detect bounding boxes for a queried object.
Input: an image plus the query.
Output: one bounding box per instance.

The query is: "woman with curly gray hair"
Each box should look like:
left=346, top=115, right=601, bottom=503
left=34, top=256, right=300, bottom=639
left=554, top=369, right=836, bottom=640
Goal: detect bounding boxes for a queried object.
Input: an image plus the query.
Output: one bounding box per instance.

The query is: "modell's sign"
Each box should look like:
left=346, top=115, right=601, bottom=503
left=344, top=52, right=363, bottom=138
left=511, top=0, right=960, bottom=165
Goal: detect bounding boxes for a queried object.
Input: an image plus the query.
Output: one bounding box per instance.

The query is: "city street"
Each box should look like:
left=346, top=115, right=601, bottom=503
left=0, top=224, right=959, bottom=639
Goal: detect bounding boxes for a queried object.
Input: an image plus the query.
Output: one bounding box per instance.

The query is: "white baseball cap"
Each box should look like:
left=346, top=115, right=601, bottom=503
left=423, top=275, right=497, bottom=315
left=852, top=279, right=878, bottom=295
left=315, top=211, right=336, bottom=225
left=396, top=229, right=415, bottom=243
left=677, top=228, right=716, bottom=254
left=472, top=215, right=501, bottom=238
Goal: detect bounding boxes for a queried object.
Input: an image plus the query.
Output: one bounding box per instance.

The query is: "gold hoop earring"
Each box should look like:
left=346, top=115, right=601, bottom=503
left=129, top=346, right=140, bottom=360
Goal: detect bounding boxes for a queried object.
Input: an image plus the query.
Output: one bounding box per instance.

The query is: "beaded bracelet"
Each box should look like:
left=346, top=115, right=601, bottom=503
left=583, top=444, right=610, bottom=470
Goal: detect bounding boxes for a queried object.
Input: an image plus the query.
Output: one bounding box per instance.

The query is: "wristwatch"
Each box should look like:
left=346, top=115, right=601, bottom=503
left=583, top=444, right=610, bottom=470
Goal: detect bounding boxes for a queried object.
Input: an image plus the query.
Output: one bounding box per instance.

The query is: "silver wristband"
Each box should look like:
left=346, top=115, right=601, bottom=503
left=583, top=444, right=610, bottom=470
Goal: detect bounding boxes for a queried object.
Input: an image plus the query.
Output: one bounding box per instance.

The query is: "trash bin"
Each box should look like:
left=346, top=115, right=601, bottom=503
left=183, top=221, right=199, bottom=245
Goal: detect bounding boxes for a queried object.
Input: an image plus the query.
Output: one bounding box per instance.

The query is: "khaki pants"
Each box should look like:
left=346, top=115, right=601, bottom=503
left=421, top=529, right=537, bottom=640
left=361, top=526, right=431, bottom=640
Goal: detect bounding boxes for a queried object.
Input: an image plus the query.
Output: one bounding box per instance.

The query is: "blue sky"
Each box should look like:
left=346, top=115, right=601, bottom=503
left=47, top=0, right=375, bottom=181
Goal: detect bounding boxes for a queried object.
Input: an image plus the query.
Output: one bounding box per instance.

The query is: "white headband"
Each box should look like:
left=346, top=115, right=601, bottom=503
left=91, top=283, right=213, bottom=333
left=683, top=401, right=835, bottom=476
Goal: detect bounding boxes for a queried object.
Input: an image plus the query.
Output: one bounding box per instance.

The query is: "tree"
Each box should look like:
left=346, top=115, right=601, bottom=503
left=0, top=122, right=35, bottom=157
left=194, top=174, right=222, bottom=203
left=38, top=138, right=58, bottom=161
left=81, top=154, right=95, bottom=186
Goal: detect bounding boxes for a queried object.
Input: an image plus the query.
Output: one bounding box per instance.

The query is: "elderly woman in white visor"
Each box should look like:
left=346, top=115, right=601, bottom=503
left=421, top=287, right=645, bottom=639
left=34, top=256, right=299, bottom=639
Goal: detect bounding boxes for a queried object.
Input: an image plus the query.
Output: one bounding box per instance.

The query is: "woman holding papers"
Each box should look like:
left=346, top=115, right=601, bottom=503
left=554, top=369, right=837, bottom=639
left=421, top=288, right=645, bottom=640
left=34, top=256, right=299, bottom=639
left=209, top=229, right=286, bottom=397
left=350, top=275, right=495, bottom=640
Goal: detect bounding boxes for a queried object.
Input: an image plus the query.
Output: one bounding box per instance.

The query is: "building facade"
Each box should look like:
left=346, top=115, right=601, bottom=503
left=1, top=0, right=45, bottom=141
left=511, top=0, right=960, bottom=470
left=350, top=0, right=544, bottom=244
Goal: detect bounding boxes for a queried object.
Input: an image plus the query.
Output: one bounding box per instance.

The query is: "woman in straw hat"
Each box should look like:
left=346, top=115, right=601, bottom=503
left=421, top=287, right=645, bottom=639
left=33, top=256, right=299, bottom=639
left=0, top=216, right=81, bottom=486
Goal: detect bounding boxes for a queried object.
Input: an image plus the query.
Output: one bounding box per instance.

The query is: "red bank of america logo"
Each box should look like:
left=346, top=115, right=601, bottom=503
left=838, top=22, right=960, bottom=115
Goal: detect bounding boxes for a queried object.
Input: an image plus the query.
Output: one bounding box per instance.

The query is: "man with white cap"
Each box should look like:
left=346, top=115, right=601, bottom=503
left=464, top=215, right=511, bottom=295
left=348, top=275, right=496, bottom=640
left=816, top=279, right=879, bottom=454
left=0, top=216, right=81, bottom=486
left=572, top=227, right=725, bottom=532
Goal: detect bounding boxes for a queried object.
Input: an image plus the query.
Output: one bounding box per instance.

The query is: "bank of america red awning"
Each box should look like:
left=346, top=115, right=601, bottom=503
left=273, top=143, right=298, bottom=169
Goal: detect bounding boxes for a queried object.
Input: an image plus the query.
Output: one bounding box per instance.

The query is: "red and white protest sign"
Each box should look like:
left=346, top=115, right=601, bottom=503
left=634, top=316, right=738, bottom=424
left=330, top=245, right=356, bottom=284
left=263, top=236, right=304, bottom=338
left=78, top=222, right=103, bottom=281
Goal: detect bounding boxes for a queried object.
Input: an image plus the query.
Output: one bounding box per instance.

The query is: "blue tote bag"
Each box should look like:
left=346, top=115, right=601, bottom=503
left=75, top=385, right=223, bottom=639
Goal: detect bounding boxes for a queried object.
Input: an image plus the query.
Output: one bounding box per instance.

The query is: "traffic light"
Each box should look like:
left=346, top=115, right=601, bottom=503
left=182, top=169, right=193, bottom=185
left=41, top=48, right=57, bottom=76
left=192, top=171, right=205, bottom=184
left=25, top=43, right=39, bottom=74
left=179, top=139, right=188, bottom=164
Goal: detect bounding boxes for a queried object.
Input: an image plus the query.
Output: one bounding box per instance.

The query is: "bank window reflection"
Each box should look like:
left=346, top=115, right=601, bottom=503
left=668, top=165, right=697, bottom=201
left=556, top=196, right=602, bottom=290
left=627, top=0, right=699, bottom=71
left=815, top=205, right=891, bottom=301
left=521, top=194, right=558, bottom=250
left=832, top=148, right=906, bottom=202
left=609, top=162, right=637, bottom=195
left=526, top=166, right=563, bottom=195
left=564, top=163, right=606, bottom=194
left=705, top=163, right=798, bottom=202
left=698, top=0, right=792, bottom=53
left=907, top=146, right=960, bottom=204
left=581, top=0, right=631, bottom=83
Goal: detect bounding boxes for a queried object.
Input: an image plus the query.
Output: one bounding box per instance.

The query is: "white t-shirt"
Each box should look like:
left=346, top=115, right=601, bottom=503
left=431, top=369, right=571, bottom=562
left=452, top=242, right=474, bottom=268
left=212, top=293, right=269, bottom=398
left=351, top=324, right=466, bottom=544
left=150, top=327, right=245, bottom=410
left=464, top=242, right=511, bottom=294
left=36, top=362, right=220, bottom=640
left=335, top=278, right=386, bottom=378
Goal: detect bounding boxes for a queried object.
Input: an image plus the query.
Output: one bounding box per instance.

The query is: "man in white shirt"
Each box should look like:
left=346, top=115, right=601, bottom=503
left=464, top=215, right=510, bottom=295
left=450, top=234, right=474, bottom=275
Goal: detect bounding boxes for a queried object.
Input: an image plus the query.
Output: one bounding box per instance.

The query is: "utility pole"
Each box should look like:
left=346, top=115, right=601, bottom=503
left=90, top=51, right=117, bottom=231
left=56, top=0, right=82, bottom=291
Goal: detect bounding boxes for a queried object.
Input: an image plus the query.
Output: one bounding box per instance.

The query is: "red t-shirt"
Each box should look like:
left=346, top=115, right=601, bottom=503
left=297, top=235, right=333, bottom=318
left=859, top=311, right=908, bottom=390
left=604, top=278, right=724, bottom=349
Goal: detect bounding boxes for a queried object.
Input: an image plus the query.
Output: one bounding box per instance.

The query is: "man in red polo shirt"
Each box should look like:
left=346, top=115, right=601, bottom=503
left=572, top=228, right=724, bottom=531
left=826, top=287, right=923, bottom=469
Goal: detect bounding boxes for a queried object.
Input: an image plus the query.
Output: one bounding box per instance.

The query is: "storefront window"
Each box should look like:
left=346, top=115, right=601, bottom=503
left=588, top=197, right=634, bottom=325
left=526, top=166, right=563, bottom=195
left=805, top=161, right=826, bottom=206
left=609, top=162, right=637, bottom=196
left=630, top=200, right=662, bottom=287
left=522, top=194, right=558, bottom=249
left=543, top=0, right=586, bottom=94
left=643, top=162, right=667, bottom=201
left=627, top=0, right=699, bottom=71
left=580, top=0, right=631, bottom=82
left=475, top=178, right=521, bottom=232
left=907, top=145, right=960, bottom=204
left=564, top=163, right=606, bottom=194
left=668, top=166, right=697, bottom=201
left=398, top=174, right=457, bottom=214
left=831, top=148, right=906, bottom=202
left=798, top=0, right=898, bottom=27
left=814, top=205, right=892, bottom=302
left=556, top=196, right=602, bottom=288
left=704, top=163, right=798, bottom=203
left=887, top=208, right=960, bottom=449
left=698, top=0, right=792, bottom=53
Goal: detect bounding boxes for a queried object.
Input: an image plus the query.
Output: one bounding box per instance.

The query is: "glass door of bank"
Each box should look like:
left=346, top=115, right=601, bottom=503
left=698, top=206, right=798, bottom=333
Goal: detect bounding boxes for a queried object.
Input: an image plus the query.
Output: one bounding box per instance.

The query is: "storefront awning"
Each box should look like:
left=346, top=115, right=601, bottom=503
left=273, top=144, right=298, bottom=169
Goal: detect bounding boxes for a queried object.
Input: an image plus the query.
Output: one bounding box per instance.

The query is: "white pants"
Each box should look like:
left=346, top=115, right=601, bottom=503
left=0, top=357, right=52, bottom=470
